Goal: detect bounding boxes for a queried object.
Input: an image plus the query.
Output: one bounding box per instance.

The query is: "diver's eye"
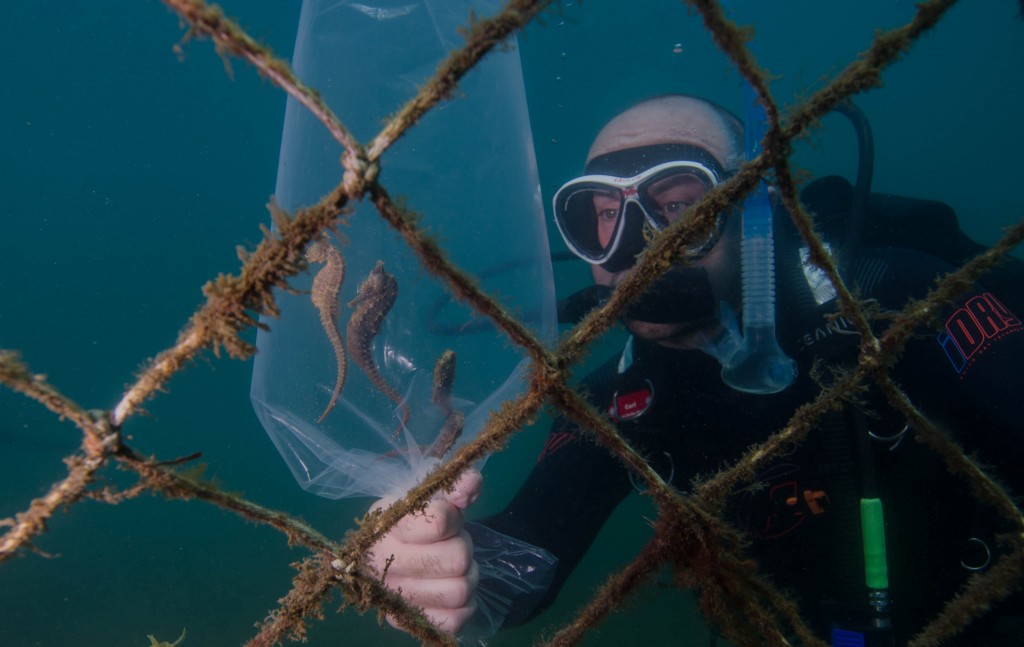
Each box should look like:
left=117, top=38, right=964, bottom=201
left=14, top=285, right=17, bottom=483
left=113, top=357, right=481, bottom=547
left=655, top=202, right=693, bottom=222
left=596, top=208, right=620, bottom=222
left=645, top=171, right=708, bottom=224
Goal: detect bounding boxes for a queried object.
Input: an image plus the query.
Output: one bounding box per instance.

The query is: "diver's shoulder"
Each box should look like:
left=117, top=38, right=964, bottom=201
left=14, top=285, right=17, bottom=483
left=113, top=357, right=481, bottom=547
left=848, top=245, right=955, bottom=301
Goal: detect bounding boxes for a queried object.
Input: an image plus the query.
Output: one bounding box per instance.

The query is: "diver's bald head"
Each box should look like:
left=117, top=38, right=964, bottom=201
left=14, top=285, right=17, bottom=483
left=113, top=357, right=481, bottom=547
left=587, top=95, right=743, bottom=170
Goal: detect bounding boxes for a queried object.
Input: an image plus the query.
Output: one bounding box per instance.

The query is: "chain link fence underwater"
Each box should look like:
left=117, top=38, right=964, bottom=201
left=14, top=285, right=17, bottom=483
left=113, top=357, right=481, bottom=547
left=2, top=0, right=1023, bottom=645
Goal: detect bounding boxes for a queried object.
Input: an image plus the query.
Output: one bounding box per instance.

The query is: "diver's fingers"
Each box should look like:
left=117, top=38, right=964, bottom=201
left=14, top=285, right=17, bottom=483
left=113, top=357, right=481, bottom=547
left=386, top=597, right=478, bottom=635
left=385, top=560, right=479, bottom=609
left=369, top=496, right=463, bottom=545
left=445, top=468, right=482, bottom=510
left=371, top=529, right=474, bottom=579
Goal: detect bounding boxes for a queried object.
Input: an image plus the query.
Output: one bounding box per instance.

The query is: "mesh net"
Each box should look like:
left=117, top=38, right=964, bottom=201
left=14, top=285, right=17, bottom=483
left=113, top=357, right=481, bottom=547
left=1, top=1, right=1022, bottom=646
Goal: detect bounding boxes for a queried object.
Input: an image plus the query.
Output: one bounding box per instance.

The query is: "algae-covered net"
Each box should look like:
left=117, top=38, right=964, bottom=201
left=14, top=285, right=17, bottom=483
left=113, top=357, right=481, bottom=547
left=1, top=1, right=1022, bottom=646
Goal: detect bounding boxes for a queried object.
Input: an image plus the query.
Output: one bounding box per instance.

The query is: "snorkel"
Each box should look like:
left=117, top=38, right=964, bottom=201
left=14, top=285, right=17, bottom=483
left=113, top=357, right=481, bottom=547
left=703, top=83, right=796, bottom=394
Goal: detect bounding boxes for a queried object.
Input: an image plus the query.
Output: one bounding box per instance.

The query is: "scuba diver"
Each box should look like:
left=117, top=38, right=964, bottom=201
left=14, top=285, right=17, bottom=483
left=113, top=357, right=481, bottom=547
left=366, top=94, right=1024, bottom=644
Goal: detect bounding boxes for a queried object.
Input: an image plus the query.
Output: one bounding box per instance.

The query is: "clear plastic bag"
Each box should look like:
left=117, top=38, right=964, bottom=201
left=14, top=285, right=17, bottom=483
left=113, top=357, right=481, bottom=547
left=463, top=522, right=558, bottom=640
left=249, top=0, right=557, bottom=635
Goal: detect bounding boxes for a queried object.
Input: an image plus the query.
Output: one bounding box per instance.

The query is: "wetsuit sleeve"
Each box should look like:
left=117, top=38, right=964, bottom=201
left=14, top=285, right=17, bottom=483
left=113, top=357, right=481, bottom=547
left=477, top=411, right=634, bottom=625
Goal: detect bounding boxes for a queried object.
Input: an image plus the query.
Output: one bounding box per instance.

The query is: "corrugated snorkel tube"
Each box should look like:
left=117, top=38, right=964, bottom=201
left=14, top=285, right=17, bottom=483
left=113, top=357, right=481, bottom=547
left=707, top=83, right=797, bottom=394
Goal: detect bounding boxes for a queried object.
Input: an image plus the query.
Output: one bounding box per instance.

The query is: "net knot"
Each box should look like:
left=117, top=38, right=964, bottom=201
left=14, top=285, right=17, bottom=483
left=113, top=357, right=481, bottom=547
left=341, top=148, right=378, bottom=197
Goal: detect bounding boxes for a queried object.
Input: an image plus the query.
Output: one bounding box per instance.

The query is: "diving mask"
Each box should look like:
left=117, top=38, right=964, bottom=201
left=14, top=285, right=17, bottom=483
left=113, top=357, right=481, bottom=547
left=553, top=151, right=729, bottom=272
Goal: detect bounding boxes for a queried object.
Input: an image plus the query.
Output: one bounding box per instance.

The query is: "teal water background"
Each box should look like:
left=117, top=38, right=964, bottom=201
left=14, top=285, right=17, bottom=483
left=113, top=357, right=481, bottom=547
left=2, top=1, right=1022, bottom=645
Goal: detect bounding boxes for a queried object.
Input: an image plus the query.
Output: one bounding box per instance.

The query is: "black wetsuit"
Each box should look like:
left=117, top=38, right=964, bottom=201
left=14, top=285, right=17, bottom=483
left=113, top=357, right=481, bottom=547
left=481, top=183, right=1024, bottom=644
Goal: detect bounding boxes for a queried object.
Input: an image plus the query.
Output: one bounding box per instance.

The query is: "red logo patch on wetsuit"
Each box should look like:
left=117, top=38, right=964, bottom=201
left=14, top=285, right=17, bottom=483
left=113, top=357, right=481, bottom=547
left=937, top=292, right=1022, bottom=378
left=608, top=380, right=654, bottom=421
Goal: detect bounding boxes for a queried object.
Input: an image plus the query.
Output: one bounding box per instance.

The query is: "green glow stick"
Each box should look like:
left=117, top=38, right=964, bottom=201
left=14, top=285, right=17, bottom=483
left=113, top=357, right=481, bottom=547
left=861, top=497, right=889, bottom=589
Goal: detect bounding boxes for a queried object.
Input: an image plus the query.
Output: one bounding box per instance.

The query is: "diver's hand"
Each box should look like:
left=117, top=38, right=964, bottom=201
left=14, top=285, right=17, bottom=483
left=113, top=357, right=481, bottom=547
left=367, top=469, right=482, bottom=634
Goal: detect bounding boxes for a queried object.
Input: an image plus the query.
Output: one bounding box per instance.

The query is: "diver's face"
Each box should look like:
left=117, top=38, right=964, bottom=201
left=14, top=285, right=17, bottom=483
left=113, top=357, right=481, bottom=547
left=591, top=209, right=742, bottom=348
left=581, top=99, right=743, bottom=347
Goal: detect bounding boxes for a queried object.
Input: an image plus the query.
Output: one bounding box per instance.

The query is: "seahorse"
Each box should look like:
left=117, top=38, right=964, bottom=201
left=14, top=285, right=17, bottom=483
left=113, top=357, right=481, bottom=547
left=306, top=232, right=346, bottom=423
left=425, top=350, right=464, bottom=459
left=431, top=349, right=457, bottom=418
left=347, top=261, right=403, bottom=409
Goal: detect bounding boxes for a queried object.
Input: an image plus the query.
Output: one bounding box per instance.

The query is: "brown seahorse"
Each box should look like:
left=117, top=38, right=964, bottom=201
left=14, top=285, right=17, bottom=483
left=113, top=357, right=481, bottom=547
left=431, top=349, right=457, bottom=417
left=347, top=261, right=404, bottom=410
left=426, top=350, right=464, bottom=459
left=306, top=233, right=346, bottom=423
